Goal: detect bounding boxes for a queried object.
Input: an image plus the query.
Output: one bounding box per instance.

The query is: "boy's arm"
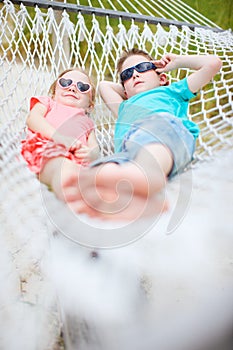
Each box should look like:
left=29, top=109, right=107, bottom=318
left=98, top=81, right=125, bottom=118
left=155, top=54, right=222, bottom=93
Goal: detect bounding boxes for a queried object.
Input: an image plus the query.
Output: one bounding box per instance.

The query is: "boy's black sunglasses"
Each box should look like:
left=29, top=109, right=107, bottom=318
left=120, top=62, right=157, bottom=83
left=58, top=78, right=91, bottom=93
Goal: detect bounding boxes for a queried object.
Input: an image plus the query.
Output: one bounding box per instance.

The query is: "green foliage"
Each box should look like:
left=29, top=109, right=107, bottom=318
left=182, top=0, right=233, bottom=30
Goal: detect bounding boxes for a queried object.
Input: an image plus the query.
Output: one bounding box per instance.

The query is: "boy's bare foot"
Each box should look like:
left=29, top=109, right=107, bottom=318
left=60, top=164, right=168, bottom=221
left=68, top=190, right=169, bottom=221
left=41, top=158, right=168, bottom=221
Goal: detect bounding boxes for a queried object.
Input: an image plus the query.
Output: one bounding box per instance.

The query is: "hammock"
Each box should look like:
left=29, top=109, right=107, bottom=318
left=1, top=0, right=233, bottom=158
left=0, top=1, right=233, bottom=349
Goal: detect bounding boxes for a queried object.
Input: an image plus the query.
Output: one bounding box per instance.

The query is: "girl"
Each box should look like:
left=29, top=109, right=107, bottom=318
left=21, top=68, right=100, bottom=201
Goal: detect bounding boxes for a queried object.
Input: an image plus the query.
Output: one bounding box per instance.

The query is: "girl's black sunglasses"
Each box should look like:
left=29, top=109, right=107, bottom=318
left=58, top=78, right=91, bottom=93
left=120, top=62, right=157, bottom=83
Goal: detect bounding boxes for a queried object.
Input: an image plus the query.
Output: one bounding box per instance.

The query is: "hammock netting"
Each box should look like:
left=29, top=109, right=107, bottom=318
left=0, top=0, right=233, bottom=348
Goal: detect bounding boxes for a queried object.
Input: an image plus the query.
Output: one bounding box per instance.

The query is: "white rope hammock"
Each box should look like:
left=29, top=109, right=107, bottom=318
left=0, top=0, right=233, bottom=348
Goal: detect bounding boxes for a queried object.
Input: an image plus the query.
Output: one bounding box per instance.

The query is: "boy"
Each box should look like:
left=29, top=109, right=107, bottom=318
left=62, top=49, right=222, bottom=221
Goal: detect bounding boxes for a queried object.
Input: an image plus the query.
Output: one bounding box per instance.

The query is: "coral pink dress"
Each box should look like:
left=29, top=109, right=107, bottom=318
left=21, top=96, right=95, bottom=173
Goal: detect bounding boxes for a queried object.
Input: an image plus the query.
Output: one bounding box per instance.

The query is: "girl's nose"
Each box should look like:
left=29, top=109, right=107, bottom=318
left=68, top=83, right=77, bottom=92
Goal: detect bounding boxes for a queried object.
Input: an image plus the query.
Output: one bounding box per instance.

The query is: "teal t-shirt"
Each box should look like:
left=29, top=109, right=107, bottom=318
left=115, top=78, right=199, bottom=152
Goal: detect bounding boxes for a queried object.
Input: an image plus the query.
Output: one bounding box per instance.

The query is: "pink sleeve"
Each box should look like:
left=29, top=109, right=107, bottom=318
left=30, top=96, right=51, bottom=113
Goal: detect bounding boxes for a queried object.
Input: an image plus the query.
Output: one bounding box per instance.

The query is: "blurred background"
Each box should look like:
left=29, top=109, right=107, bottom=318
left=183, top=0, right=233, bottom=30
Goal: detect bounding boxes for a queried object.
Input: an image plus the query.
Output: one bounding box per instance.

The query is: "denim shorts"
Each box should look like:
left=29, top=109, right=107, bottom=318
left=91, top=114, right=196, bottom=178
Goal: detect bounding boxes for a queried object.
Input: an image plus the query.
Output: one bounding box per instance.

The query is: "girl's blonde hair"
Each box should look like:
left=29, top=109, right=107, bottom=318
left=48, top=68, right=96, bottom=108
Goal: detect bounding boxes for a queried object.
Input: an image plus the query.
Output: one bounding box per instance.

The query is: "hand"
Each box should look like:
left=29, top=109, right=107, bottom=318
left=153, top=53, right=179, bottom=73
left=74, top=144, right=99, bottom=163
left=53, top=133, right=82, bottom=152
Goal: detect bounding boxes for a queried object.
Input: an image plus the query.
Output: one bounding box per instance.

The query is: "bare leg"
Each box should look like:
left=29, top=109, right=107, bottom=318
left=88, top=143, right=173, bottom=197
left=37, top=144, right=172, bottom=220
left=60, top=144, right=172, bottom=220
left=38, top=156, right=168, bottom=221
left=39, top=157, right=81, bottom=201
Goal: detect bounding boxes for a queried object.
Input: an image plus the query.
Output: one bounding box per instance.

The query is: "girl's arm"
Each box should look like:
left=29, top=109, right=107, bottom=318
left=98, top=81, right=125, bottom=118
left=27, top=102, right=81, bottom=150
left=27, top=102, right=56, bottom=139
left=155, top=53, right=222, bottom=93
left=74, top=130, right=100, bottom=162
left=87, top=130, right=100, bottom=160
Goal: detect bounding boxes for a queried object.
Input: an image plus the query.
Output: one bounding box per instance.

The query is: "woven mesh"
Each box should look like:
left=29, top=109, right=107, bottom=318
left=0, top=2, right=233, bottom=347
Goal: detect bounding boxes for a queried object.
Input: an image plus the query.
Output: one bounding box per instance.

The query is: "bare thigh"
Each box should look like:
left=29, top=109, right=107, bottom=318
left=39, top=157, right=81, bottom=200
left=134, top=143, right=173, bottom=188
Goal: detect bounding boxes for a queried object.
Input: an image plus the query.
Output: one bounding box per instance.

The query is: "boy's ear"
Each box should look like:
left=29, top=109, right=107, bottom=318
left=159, top=73, right=169, bottom=86
left=124, top=89, right=128, bottom=98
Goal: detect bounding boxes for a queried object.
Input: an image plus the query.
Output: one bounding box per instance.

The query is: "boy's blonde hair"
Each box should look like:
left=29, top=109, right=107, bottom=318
left=117, top=48, right=154, bottom=74
left=117, top=48, right=169, bottom=86
left=48, top=68, right=96, bottom=108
